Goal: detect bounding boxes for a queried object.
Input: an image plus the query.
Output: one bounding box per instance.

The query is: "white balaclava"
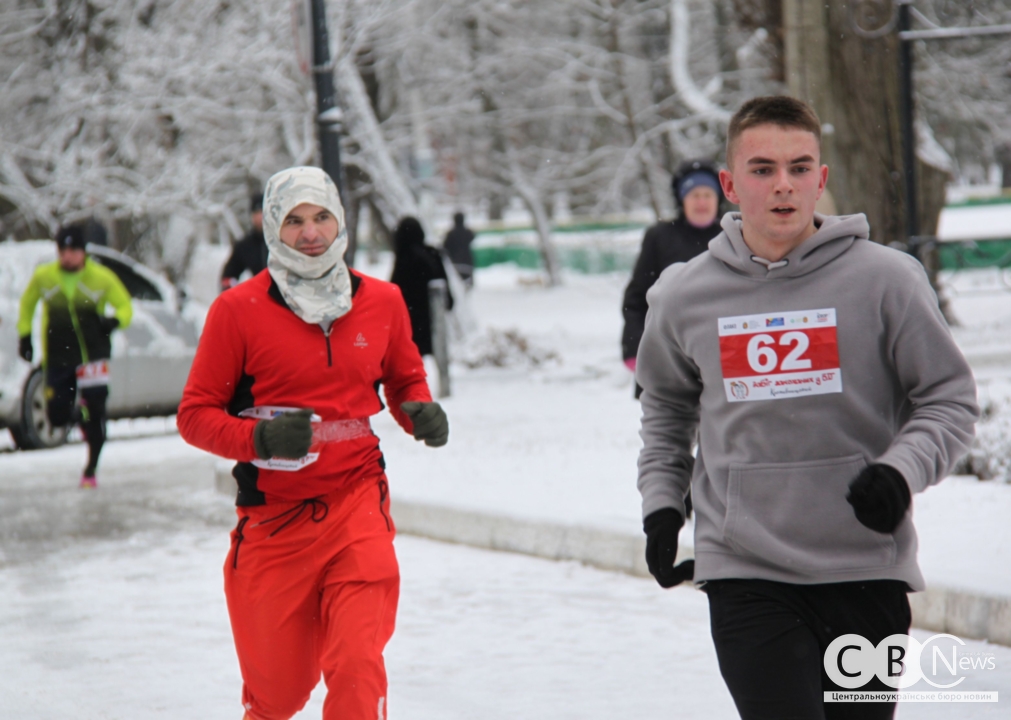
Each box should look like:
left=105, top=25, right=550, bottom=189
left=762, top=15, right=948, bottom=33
left=262, top=166, right=352, bottom=327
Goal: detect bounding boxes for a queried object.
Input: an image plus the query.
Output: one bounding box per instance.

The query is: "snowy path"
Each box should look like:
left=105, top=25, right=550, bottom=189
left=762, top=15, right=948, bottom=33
left=0, top=524, right=1007, bottom=719
left=0, top=435, right=224, bottom=568
left=1, top=263, right=1009, bottom=717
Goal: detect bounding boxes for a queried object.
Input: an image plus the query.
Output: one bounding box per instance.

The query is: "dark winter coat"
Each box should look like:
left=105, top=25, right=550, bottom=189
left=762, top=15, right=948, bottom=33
left=221, top=229, right=267, bottom=289
left=621, top=216, right=722, bottom=361
left=443, top=222, right=476, bottom=281
left=390, top=218, right=453, bottom=357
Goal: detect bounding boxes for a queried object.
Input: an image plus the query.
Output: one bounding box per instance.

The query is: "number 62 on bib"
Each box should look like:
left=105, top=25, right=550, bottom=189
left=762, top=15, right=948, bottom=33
left=718, top=309, right=842, bottom=402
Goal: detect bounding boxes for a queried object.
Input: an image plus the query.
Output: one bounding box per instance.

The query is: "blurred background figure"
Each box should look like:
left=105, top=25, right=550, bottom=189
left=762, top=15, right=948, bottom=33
left=220, top=192, right=265, bottom=291
left=621, top=159, right=724, bottom=382
left=16, top=224, right=132, bottom=488
left=391, top=216, right=453, bottom=357
left=443, top=212, right=476, bottom=288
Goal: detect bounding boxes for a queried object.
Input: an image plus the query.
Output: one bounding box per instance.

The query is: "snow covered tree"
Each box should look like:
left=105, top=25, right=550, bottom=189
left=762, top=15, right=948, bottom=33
left=0, top=0, right=315, bottom=281
left=6, top=0, right=1002, bottom=288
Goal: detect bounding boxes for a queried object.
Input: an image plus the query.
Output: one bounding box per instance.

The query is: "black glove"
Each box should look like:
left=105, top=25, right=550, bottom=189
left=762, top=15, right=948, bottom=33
left=18, top=335, right=33, bottom=363
left=644, top=507, right=694, bottom=588
left=253, top=409, right=314, bottom=459
left=98, top=316, right=120, bottom=334
left=846, top=464, right=911, bottom=534
left=401, top=401, right=449, bottom=447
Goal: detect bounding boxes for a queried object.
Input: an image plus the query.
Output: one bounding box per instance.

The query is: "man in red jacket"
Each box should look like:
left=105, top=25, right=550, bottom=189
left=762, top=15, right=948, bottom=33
left=178, top=166, right=448, bottom=720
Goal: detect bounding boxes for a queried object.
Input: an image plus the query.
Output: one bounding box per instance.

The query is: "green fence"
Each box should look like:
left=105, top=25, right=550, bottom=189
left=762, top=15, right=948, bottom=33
left=472, top=245, right=639, bottom=274
left=468, top=207, right=1011, bottom=273
left=472, top=246, right=542, bottom=270
left=938, top=239, right=1011, bottom=270
left=470, top=220, right=644, bottom=274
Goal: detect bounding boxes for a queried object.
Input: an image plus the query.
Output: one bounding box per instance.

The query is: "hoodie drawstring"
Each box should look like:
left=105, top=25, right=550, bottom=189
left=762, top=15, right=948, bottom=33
left=750, top=255, right=790, bottom=271
left=378, top=478, right=391, bottom=532
left=232, top=516, right=250, bottom=569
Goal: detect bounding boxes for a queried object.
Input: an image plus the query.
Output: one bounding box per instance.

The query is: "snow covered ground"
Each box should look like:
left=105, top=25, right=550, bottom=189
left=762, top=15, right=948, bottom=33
left=1, top=525, right=1008, bottom=719
left=1, top=260, right=1010, bottom=717
left=358, top=261, right=1011, bottom=598
left=4, top=261, right=1010, bottom=595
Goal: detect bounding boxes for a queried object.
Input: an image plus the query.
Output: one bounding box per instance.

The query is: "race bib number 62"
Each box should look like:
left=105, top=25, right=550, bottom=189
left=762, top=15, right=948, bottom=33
left=718, top=309, right=842, bottom=402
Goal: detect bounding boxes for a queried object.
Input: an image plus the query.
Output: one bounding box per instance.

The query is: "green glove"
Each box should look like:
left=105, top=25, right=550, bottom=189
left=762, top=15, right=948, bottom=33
left=253, top=409, right=314, bottom=459
left=401, top=401, right=449, bottom=447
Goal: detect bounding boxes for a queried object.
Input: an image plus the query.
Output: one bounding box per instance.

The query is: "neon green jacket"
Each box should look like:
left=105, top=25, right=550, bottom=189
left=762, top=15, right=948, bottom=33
left=18, top=258, right=133, bottom=368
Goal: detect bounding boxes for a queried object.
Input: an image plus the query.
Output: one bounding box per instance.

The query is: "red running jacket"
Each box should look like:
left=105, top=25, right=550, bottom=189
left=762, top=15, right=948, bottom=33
left=177, top=270, right=431, bottom=505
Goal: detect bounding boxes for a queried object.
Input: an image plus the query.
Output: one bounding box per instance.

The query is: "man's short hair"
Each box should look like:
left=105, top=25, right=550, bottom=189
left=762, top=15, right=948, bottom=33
left=727, top=96, right=822, bottom=167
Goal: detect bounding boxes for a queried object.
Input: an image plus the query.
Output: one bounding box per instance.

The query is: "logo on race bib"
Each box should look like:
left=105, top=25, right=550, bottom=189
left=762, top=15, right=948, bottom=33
left=718, top=308, right=842, bottom=402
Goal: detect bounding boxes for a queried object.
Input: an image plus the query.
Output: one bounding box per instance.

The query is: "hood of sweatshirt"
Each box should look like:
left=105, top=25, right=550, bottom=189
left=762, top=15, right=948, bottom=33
left=708, top=212, right=871, bottom=279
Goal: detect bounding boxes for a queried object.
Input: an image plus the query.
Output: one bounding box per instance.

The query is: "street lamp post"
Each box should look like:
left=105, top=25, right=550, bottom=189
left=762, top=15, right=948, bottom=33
left=310, top=0, right=346, bottom=200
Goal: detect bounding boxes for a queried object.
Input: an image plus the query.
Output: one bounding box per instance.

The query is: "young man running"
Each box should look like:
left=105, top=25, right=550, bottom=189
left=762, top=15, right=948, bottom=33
left=178, top=166, right=448, bottom=720
left=635, top=96, right=977, bottom=719
left=17, top=225, right=133, bottom=487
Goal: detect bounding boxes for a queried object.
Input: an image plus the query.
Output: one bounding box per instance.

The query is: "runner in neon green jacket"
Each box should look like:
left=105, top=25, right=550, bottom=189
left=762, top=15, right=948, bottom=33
left=17, top=226, right=132, bottom=486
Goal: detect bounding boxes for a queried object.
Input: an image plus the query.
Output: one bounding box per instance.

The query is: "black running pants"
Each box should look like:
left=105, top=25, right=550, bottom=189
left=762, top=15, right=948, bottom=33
left=705, top=578, right=911, bottom=720
left=46, top=366, right=109, bottom=476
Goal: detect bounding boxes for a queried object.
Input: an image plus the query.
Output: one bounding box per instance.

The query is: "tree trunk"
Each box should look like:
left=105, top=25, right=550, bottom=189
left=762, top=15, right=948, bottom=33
left=782, top=0, right=838, bottom=180
left=607, top=11, right=665, bottom=220
left=508, top=152, right=561, bottom=286
left=335, top=55, right=418, bottom=231
left=782, top=1, right=947, bottom=247
left=782, top=0, right=955, bottom=322
left=823, top=2, right=907, bottom=243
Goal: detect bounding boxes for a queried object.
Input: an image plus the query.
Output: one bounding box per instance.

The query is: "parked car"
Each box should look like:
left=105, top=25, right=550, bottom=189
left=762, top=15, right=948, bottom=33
left=0, top=240, right=200, bottom=449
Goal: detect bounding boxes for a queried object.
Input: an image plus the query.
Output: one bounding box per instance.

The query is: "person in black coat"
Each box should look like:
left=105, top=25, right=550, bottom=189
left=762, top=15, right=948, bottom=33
left=221, top=193, right=266, bottom=291
left=390, top=216, right=453, bottom=356
left=443, top=212, right=476, bottom=287
left=622, top=160, right=724, bottom=369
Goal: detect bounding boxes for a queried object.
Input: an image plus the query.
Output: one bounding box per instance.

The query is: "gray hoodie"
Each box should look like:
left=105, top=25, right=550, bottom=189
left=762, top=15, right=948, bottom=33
left=636, top=212, right=978, bottom=590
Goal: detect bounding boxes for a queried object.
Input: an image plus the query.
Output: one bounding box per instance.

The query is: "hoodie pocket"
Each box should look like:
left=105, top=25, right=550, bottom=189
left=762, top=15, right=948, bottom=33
left=723, top=454, right=896, bottom=574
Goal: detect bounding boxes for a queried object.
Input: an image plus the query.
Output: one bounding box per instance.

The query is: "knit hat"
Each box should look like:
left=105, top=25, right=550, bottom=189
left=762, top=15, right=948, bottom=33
left=55, top=224, right=87, bottom=251
left=677, top=170, right=722, bottom=201
left=671, top=160, right=723, bottom=207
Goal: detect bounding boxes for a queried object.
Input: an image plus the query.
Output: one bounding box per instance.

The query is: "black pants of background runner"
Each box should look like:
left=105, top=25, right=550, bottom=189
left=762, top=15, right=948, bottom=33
left=46, top=366, right=109, bottom=477
left=705, top=578, right=911, bottom=720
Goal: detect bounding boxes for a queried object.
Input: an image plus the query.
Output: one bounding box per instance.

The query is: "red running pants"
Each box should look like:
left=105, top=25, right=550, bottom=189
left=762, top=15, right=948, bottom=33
left=225, top=475, right=399, bottom=720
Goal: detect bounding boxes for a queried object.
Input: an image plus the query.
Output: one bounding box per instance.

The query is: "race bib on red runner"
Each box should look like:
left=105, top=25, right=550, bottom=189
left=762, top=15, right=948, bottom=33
left=238, top=406, right=323, bottom=471
left=76, top=360, right=110, bottom=388
left=236, top=407, right=372, bottom=471
left=718, top=309, right=842, bottom=402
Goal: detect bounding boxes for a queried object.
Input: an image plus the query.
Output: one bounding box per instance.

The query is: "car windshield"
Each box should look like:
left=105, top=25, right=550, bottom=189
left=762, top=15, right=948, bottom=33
left=91, top=255, right=163, bottom=302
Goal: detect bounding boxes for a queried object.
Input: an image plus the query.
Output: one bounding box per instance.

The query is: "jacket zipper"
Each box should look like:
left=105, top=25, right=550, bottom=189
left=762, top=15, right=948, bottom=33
left=323, top=327, right=333, bottom=367
left=68, top=289, right=91, bottom=364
